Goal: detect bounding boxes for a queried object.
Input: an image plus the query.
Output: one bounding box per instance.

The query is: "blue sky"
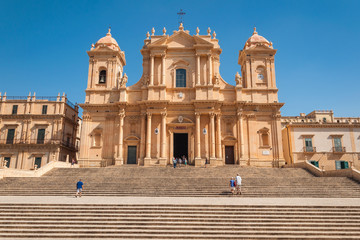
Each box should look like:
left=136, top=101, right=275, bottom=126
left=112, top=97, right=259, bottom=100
left=0, top=0, right=359, bottom=117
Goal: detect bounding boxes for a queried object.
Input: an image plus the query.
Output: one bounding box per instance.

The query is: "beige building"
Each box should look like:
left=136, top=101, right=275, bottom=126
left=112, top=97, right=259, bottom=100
left=282, top=110, right=360, bottom=170
left=0, top=92, right=79, bottom=169
left=79, top=25, right=285, bottom=168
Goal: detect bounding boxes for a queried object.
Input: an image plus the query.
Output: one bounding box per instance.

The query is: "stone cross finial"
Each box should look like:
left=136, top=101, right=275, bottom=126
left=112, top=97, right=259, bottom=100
left=212, top=31, right=216, bottom=39
left=146, top=32, right=150, bottom=39
left=151, top=28, right=155, bottom=36
left=207, top=27, right=211, bottom=35
left=163, top=27, right=166, bottom=35
left=196, top=27, right=199, bottom=35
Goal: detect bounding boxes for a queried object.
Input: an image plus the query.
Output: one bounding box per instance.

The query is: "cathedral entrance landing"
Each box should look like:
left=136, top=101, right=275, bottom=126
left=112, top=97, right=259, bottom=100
left=173, top=133, right=188, bottom=159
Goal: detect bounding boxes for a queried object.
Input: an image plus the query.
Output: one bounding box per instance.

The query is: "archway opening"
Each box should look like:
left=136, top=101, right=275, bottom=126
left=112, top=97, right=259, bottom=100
left=173, top=133, right=188, bottom=159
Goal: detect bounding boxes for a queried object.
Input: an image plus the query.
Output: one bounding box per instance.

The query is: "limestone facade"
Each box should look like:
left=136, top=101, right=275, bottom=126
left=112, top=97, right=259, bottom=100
left=282, top=110, right=360, bottom=170
left=0, top=93, right=79, bottom=169
left=78, top=25, right=285, bottom=168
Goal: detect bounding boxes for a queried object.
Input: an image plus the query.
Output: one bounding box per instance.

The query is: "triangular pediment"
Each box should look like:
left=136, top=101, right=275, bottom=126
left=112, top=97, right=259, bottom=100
left=167, top=32, right=195, bottom=48
left=92, top=44, right=117, bottom=52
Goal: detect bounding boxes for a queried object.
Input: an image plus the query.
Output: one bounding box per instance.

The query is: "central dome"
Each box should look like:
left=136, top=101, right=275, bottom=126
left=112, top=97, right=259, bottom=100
left=244, top=27, right=272, bottom=49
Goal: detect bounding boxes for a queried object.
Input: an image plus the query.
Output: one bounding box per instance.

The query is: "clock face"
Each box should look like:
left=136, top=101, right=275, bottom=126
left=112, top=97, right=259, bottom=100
left=257, top=74, right=264, bottom=80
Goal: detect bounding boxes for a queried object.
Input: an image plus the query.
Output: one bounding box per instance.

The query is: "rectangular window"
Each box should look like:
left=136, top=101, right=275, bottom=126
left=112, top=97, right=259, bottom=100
left=34, top=157, right=42, bottom=168
left=333, top=137, right=343, bottom=152
left=12, top=105, right=18, bottom=114
left=176, top=69, right=186, bottom=87
left=305, top=138, right=313, bottom=152
left=4, top=157, right=10, bottom=168
left=6, top=129, right=15, bottom=144
left=37, top=129, right=45, bottom=144
left=335, top=160, right=349, bottom=170
left=309, top=160, right=319, bottom=168
left=42, top=105, right=48, bottom=114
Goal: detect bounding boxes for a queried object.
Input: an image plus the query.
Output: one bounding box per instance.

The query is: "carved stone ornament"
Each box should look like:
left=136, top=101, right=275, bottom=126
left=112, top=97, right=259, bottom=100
left=203, top=128, right=207, bottom=135
left=142, top=75, right=150, bottom=86
left=178, top=116, right=184, bottom=123
left=119, top=73, right=128, bottom=87
left=213, top=74, right=219, bottom=85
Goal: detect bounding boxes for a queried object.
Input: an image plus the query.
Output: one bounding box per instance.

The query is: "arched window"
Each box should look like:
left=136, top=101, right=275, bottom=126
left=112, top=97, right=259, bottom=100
left=176, top=69, right=186, bottom=87
left=99, top=70, right=106, bottom=84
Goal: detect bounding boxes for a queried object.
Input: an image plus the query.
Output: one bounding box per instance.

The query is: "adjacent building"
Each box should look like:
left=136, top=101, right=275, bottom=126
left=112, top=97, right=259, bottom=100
left=79, top=25, right=285, bottom=167
left=0, top=93, right=79, bottom=169
left=282, top=110, right=360, bottom=170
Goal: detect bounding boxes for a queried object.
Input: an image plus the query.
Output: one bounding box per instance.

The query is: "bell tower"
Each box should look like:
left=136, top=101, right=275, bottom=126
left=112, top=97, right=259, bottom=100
left=238, top=28, right=278, bottom=103
left=85, top=28, right=126, bottom=104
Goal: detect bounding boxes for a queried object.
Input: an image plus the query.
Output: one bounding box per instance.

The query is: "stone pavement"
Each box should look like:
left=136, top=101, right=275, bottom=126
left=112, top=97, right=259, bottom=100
left=1, top=195, right=360, bottom=206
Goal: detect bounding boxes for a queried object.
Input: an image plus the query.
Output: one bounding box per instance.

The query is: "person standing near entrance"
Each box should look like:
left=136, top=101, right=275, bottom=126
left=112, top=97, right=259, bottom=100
left=75, top=179, right=84, bottom=198
left=172, top=157, right=177, bottom=168
left=235, top=174, right=242, bottom=195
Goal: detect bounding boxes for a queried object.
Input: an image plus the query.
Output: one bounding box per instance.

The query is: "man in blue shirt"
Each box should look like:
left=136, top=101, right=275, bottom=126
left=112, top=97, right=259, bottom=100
left=229, top=177, right=236, bottom=195
left=75, top=179, right=84, bottom=198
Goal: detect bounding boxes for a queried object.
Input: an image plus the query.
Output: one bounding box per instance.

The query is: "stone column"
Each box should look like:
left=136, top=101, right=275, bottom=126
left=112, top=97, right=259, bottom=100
left=210, top=113, right=216, bottom=160
left=208, top=54, right=212, bottom=85
left=145, top=113, right=152, bottom=159
left=161, top=55, right=166, bottom=85
left=237, top=111, right=245, bottom=165
left=150, top=55, right=154, bottom=85
left=160, top=112, right=167, bottom=160
left=139, top=113, right=146, bottom=164
left=196, top=55, right=200, bottom=85
left=115, top=111, right=125, bottom=165
left=195, top=113, right=201, bottom=159
left=216, top=114, right=222, bottom=159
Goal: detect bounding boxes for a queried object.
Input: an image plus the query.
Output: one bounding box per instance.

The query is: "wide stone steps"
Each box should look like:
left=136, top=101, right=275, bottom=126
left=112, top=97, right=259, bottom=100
left=0, top=204, right=359, bottom=239
left=1, top=166, right=359, bottom=197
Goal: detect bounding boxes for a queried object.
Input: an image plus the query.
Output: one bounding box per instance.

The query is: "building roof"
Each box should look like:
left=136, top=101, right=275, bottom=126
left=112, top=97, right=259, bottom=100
left=95, top=28, right=120, bottom=51
left=244, top=27, right=272, bottom=50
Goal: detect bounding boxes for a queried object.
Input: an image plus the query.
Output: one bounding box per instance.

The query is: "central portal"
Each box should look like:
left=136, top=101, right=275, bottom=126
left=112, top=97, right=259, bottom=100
left=173, top=133, right=188, bottom=159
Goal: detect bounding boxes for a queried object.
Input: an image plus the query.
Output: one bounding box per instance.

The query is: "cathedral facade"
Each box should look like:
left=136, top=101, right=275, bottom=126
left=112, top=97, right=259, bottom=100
left=78, top=24, right=285, bottom=168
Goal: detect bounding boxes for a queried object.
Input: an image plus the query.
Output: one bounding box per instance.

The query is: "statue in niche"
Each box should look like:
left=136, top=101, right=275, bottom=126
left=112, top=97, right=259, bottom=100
left=119, top=73, right=128, bottom=88
left=235, top=72, right=242, bottom=85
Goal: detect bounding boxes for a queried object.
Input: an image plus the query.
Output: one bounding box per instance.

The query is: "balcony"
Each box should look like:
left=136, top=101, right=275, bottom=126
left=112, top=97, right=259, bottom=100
left=303, top=146, right=316, bottom=153
left=333, top=146, right=346, bottom=153
left=0, top=138, right=78, bottom=151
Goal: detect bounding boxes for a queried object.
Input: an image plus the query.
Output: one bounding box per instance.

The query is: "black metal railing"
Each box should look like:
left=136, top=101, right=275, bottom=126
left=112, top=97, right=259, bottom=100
left=0, top=138, right=78, bottom=150
left=333, top=146, right=346, bottom=153
left=303, top=146, right=316, bottom=153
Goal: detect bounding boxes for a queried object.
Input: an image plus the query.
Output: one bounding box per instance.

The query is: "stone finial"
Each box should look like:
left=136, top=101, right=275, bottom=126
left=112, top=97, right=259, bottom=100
left=212, top=31, right=216, bottom=39
left=270, top=42, right=273, bottom=47
left=163, top=27, right=166, bottom=35
left=107, top=27, right=111, bottom=36
left=179, top=23, right=184, bottom=31
left=207, top=27, right=211, bottom=35
left=91, top=43, right=94, bottom=50
left=62, top=92, right=65, bottom=97
left=253, top=27, right=257, bottom=35
left=4, top=92, right=6, bottom=97
left=146, top=32, right=150, bottom=39
left=196, top=27, right=199, bottom=35
left=151, top=27, right=155, bottom=36
left=33, top=92, right=36, bottom=97
left=28, top=92, right=31, bottom=97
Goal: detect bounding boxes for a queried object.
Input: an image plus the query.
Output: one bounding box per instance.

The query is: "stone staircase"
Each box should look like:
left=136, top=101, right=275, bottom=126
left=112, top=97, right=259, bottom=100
left=0, top=166, right=359, bottom=197
left=0, top=203, right=360, bottom=239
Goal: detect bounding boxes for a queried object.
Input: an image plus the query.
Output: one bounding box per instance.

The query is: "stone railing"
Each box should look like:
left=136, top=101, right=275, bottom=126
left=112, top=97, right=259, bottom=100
left=0, top=161, right=75, bottom=179
left=290, top=160, right=360, bottom=183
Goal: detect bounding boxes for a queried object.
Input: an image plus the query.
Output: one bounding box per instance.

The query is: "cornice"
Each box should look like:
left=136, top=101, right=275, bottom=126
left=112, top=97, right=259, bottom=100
left=285, top=123, right=360, bottom=128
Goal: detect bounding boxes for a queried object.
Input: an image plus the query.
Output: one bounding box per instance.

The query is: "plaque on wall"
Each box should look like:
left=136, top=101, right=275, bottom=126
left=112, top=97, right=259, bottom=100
left=262, top=150, right=270, bottom=155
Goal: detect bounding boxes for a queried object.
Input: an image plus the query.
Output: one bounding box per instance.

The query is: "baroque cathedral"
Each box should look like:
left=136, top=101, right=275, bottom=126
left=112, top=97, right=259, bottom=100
left=78, top=24, right=285, bottom=168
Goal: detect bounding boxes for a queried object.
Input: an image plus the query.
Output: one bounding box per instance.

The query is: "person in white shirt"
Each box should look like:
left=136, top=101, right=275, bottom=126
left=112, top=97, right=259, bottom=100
left=236, top=174, right=242, bottom=195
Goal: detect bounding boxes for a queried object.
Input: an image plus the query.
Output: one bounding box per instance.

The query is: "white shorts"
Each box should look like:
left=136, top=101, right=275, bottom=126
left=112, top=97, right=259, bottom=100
left=77, top=188, right=82, bottom=193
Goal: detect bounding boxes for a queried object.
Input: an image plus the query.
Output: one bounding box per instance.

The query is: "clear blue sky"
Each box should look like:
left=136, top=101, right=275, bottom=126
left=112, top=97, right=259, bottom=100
left=0, top=0, right=359, bottom=117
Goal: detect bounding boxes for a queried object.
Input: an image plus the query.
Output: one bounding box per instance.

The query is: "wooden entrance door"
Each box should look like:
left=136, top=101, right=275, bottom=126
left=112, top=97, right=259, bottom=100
left=127, top=146, right=137, bottom=164
left=225, top=146, right=234, bottom=164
